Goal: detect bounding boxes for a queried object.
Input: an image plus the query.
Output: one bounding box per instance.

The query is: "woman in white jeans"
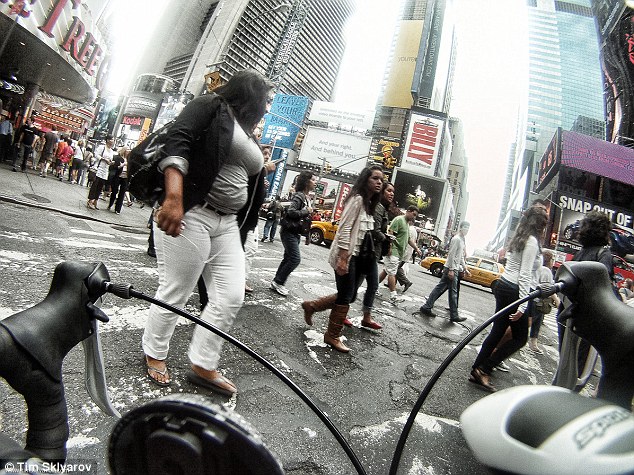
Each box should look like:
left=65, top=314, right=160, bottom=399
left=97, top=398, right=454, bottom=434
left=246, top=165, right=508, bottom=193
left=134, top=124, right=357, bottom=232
left=142, top=70, right=274, bottom=396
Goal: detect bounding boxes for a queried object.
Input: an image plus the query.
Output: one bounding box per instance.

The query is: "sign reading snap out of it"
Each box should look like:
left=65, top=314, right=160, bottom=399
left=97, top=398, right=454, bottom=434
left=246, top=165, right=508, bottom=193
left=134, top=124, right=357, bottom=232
left=308, top=101, right=376, bottom=131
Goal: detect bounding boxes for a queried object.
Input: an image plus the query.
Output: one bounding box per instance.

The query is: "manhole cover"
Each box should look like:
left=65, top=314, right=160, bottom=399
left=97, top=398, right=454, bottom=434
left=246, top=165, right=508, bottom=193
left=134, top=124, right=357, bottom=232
left=110, top=225, right=149, bottom=235
left=22, top=193, right=51, bottom=203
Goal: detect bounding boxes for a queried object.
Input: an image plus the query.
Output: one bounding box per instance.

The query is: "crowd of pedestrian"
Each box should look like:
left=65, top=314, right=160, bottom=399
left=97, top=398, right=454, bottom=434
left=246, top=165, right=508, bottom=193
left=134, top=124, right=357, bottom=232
left=3, top=70, right=627, bottom=407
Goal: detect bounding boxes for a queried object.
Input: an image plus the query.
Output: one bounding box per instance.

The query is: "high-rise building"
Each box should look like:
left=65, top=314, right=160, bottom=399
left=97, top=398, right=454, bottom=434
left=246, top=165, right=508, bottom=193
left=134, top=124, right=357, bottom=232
left=491, top=0, right=605, bottom=251
left=371, top=0, right=462, bottom=240
left=135, top=0, right=354, bottom=101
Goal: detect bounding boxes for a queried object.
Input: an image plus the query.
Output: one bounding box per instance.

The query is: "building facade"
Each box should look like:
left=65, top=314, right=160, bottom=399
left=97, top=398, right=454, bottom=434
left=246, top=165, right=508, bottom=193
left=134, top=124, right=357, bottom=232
left=491, top=0, right=605, bottom=251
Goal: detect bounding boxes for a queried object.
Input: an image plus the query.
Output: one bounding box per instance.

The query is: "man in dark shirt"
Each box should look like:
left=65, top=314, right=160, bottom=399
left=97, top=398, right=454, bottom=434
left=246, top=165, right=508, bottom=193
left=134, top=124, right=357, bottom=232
left=12, top=118, right=39, bottom=172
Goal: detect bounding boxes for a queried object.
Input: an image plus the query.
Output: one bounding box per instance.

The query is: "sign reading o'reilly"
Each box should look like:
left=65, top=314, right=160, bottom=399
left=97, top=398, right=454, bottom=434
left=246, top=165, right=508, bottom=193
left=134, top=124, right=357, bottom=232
left=1, top=0, right=109, bottom=100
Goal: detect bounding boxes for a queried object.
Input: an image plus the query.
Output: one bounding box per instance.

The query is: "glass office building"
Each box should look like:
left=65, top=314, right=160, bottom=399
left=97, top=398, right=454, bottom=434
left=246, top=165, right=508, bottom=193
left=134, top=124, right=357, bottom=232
left=493, top=0, right=605, bottom=250
left=527, top=0, right=604, bottom=169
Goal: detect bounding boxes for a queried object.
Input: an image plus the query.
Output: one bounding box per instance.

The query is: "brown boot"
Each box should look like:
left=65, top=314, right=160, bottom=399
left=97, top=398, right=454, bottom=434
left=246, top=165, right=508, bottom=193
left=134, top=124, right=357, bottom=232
left=324, top=304, right=350, bottom=353
left=301, top=293, right=337, bottom=326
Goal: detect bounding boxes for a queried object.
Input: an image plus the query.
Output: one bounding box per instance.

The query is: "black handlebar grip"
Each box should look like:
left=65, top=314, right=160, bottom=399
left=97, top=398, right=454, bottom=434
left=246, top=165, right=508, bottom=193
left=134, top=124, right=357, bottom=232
left=105, top=283, right=134, bottom=300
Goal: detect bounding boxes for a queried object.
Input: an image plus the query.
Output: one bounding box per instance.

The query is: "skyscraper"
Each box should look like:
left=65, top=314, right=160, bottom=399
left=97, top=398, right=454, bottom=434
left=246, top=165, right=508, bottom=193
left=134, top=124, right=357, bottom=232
left=492, top=0, right=604, bottom=250
left=135, top=0, right=354, bottom=100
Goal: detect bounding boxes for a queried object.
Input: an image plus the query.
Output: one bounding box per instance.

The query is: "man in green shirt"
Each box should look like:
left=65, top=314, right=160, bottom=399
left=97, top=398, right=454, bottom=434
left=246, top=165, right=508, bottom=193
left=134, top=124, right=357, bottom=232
left=384, top=206, right=420, bottom=303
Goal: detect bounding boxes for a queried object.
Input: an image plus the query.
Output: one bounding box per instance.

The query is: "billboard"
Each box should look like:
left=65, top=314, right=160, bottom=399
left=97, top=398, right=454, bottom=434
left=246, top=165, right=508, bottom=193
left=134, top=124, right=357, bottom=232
left=412, top=0, right=445, bottom=101
left=382, top=20, right=424, bottom=108
left=261, top=94, right=309, bottom=149
left=560, top=130, right=634, bottom=186
left=555, top=192, right=634, bottom=253
left=308, top=101, right=375, bottom=130
left=536, top=128, right=561, bottom=190
left=391, top=169, right=447, bottom=233
left=400, top=112, right=444, bottom=176
left=153, top=93, right=194, bottom=131
left=369, top=136, right=401, bottom=180
left=299, top=127, right=372, bottom=174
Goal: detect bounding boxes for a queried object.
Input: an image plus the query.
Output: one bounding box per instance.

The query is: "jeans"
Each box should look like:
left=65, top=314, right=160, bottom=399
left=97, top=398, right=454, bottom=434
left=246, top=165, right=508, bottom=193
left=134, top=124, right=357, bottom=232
left=360, top=259, right=379, bottom=311
left=142, top=206, right=245, bottom=371
left=262, top=218, right=278, bottom=240
left=12, top=144, right=32, bottom=170
left=335, top=256, right=363, bottom=305
left=422, top=268, right=459, bottom=319
left=274, top=229, right=301, bottom=285
left=472, top=278, right=528, bottom=373
left=530, top=307, right=544, bottom=338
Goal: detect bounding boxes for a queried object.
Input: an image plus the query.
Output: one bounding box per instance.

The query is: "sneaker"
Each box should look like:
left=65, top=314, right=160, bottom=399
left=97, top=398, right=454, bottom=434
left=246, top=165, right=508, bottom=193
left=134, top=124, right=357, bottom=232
left=270, top=280, right=289, bottom=296
left=260, top=237, right=267, bottom=242
left=402, top=282, right=413, bottom=293
left=495, top=361, right=511, bottom=372
left=450, top=315, right=467, bottom=323
left=390, top=295, right=400, bottom=304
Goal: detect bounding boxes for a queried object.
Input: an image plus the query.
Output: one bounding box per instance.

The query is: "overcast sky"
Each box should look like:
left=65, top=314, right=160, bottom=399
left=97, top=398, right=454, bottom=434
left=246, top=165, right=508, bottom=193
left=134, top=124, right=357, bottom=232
left=107, top=0, right=526, bottom=251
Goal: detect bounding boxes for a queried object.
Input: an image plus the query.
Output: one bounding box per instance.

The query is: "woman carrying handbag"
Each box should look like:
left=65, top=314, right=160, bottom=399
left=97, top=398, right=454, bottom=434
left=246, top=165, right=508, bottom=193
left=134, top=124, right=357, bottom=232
left=301, top=166, right=384, bottom=352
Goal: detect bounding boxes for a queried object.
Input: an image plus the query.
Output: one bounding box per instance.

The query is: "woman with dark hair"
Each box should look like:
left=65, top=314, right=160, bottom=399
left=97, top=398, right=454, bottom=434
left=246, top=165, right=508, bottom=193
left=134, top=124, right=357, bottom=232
left=575, top=210, right=613, bottom=274
left=470, top=205, right=549, bottom=391
left=301, top=166, right=384, bottom=352
left=142, top=69, right=274, bottom=395
left=553, top=210, right=614, bottom=392
left=270, top=170, right=316, bottom=296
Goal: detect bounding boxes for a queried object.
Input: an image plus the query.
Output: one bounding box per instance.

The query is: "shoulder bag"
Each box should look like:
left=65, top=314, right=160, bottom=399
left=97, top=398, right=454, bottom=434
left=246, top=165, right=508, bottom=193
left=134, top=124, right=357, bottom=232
left=127, top=120, right=175, bottom=205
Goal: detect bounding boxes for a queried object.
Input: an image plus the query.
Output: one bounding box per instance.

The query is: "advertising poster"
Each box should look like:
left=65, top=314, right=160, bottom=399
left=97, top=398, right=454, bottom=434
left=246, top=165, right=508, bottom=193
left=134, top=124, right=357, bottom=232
left=369, top=136, right=401, bottom=180
left=153, top=93, right=193, bottom=131
left=261, top=94, right=309, bottom=149
left=300, top=127, right=372, bottom=174
left=309, top=101, right=376, bottom=130
left=382, top=20, right=424, bottom=108
left=92, top=94, right=122, bottom=140
left=333, top=183, right=352, bottom=222
left=400, top=112, right=445, bottom=177
left=392, top=169, right=446, bottom=232
left=555, top=192, right=634, bottom=254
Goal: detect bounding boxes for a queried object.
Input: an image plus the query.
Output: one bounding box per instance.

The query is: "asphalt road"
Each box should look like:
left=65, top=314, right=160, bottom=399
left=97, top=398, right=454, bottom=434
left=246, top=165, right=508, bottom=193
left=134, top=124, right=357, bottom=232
left=0, top=169, right=565, bottom=474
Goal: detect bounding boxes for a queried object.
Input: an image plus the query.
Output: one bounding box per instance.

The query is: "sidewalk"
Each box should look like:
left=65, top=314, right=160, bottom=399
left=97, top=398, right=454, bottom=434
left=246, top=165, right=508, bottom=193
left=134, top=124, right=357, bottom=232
left=0, top=162, right=151, bottom=230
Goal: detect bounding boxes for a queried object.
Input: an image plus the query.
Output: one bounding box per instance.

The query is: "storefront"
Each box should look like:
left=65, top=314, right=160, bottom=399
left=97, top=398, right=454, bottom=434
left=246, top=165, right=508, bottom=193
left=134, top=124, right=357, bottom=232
left=536, top=129, right=634, bottom=259
left=0, top=1, right=108, bottom=128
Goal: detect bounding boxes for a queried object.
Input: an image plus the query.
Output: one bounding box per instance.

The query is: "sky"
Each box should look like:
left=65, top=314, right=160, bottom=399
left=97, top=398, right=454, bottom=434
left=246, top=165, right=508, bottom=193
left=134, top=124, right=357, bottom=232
left=105, top=0, right=168, bottom=95
left=104, top=0, right=526, bottom=251
left=334, top=0, right=527, bottom=251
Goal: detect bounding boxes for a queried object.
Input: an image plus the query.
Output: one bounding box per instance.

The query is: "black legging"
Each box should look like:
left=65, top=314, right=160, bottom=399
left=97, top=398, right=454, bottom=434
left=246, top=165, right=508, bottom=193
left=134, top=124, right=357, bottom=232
left=108, top=176, right=129, bottom=212
left=88, top=176, right=107, bottom=200
left=472, top=278, right=529, bottom=374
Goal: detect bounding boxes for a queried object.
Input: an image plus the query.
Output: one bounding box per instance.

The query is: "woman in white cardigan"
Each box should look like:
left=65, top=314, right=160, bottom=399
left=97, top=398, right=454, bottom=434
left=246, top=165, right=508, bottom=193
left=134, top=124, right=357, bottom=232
left=302, top=166, right=384, bottom=352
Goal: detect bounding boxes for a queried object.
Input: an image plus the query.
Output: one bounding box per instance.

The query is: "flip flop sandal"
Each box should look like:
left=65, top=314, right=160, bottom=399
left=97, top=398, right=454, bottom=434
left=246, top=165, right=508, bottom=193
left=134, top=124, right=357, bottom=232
left=186, top=370, right=237, bottom=397
left=143, top=356, right=171, bottom=387
left=146, top=365, right=171, bottom=387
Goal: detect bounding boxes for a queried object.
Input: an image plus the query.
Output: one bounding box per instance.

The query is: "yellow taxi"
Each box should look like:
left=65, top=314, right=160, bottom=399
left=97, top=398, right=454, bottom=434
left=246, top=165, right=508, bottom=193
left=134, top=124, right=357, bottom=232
left=309, top=221, right=338, bottom=247
left=420, top=255, right=505, bottom=291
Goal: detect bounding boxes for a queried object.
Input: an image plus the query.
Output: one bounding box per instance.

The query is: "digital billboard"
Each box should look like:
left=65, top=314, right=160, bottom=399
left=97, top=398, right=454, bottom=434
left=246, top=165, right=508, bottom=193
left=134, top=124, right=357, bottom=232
left=536, top=128, right=560, bottom=190
left=400, top=112, right=445, bottom=177
left=391, top=169, right=447, bottom=233
left=560, top=130, right=634, bottom=186
left=309, top=101, right=375, bottom=130
left=369, top=136, right=401, bottom=180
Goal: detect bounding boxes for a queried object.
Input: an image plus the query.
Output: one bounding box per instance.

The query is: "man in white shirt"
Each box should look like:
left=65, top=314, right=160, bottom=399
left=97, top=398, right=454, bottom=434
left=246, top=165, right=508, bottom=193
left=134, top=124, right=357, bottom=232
left=420, top=221, right=471, bottom=322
